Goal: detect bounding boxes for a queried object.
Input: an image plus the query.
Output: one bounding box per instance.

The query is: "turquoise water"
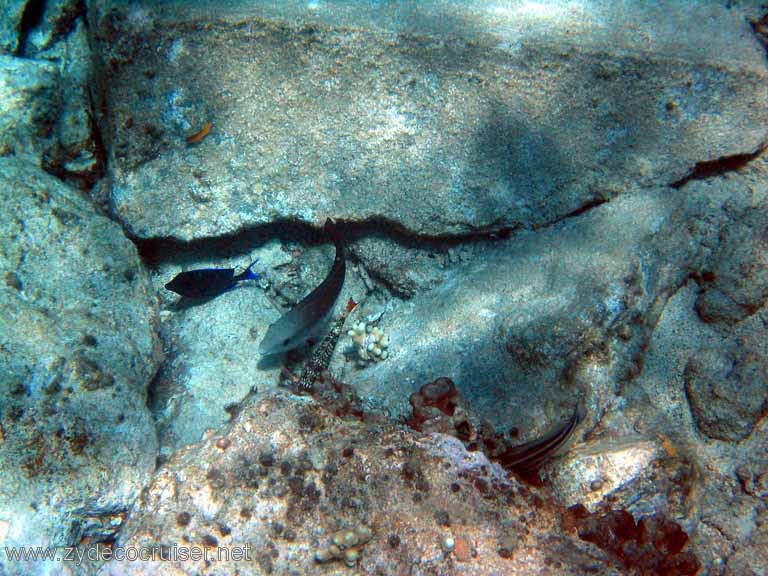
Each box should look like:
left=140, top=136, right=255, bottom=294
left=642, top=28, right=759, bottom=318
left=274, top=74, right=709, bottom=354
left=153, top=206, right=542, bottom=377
left=1, top=1, right=766, bottom=575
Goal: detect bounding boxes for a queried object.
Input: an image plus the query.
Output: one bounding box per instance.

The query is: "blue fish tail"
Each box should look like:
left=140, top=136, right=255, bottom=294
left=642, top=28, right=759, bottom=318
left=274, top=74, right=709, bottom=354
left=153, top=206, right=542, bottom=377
left=241, top=258, right=260, bottom=281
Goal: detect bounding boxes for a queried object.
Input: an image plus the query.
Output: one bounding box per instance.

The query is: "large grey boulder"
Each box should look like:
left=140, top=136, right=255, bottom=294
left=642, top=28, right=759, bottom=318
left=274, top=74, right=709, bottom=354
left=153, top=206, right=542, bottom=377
left=0, top=158, right=161, bottom=575
left=91, top=0, right=768, bottom=241
left=0, top=55, right=59, bottom=162
left=0, top=0, right=26, bottom=53
left=342, top=187, right=703, bottom=430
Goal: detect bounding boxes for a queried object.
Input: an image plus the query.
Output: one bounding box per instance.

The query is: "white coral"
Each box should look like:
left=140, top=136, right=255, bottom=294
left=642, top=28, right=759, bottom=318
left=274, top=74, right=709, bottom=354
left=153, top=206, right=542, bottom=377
left=347, top=322, right=389, bottom=365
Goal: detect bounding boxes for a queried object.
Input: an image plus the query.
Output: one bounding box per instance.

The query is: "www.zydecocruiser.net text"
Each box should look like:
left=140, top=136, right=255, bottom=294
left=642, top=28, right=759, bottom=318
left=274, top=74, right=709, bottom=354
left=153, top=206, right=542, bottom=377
left=4, top=543, right=252, bottom=566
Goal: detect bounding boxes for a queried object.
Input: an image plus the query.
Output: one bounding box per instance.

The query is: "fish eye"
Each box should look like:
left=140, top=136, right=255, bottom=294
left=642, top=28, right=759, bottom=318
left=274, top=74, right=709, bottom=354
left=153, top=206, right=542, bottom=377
left=282, top=338, right=290, bottom=346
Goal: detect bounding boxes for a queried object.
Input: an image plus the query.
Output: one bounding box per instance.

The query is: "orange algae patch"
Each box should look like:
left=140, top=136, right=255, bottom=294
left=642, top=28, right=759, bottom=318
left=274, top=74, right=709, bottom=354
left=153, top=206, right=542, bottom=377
left=453, top=537, right=473, bottom=562
left=186, top=122, right=212, bottom=144
left=656, top=433, right=678, bottom=458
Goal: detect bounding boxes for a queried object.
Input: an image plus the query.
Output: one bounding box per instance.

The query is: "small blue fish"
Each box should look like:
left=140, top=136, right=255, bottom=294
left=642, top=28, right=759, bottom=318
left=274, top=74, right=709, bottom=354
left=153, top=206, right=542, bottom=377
left=165, top=259, right=259, bottom=299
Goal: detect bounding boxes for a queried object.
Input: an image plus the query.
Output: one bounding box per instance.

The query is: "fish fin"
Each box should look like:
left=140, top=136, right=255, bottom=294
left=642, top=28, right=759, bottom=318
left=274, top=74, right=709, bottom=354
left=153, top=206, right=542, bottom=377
left=345, top=298, right=358, bottom=313
left=324, top=218, right=342, bottom=242
left=234, top=259, right=260, bottom=282
left=245, top=258, right=259, bottom=271
left=242, top=258, right=260, bottom=281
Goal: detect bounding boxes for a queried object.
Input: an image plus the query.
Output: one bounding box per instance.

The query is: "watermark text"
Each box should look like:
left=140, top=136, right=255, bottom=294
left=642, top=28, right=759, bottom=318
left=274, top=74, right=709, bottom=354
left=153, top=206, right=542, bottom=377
left=5, top=543, right=251, bottom=566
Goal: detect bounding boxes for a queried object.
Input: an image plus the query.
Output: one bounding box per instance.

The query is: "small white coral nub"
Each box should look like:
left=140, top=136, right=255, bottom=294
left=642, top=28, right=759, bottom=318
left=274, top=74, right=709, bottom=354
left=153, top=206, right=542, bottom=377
left=347, top=321, right=389, bottom=365
left=314, top=525, right=373, bottom=566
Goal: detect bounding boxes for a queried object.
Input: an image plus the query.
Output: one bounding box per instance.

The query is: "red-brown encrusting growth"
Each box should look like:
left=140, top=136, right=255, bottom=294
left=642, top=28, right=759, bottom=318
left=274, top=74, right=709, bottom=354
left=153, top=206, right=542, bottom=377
left=406, top=378, right=478, bottom=441
left=567, top=506, right=700, bottom=575
left=404, top=377, right=582, bottom=485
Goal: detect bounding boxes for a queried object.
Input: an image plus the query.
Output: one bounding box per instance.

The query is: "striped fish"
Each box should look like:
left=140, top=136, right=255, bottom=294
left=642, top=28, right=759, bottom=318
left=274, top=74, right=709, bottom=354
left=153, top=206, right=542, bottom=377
left=498, top=403, right=585, bottom=473
left=297, top=298, right=358, bottom=392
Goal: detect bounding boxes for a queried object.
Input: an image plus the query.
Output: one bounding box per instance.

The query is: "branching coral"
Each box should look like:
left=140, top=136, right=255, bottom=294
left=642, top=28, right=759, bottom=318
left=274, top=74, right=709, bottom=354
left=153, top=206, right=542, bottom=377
left=348, top=321, right=389, bottom=365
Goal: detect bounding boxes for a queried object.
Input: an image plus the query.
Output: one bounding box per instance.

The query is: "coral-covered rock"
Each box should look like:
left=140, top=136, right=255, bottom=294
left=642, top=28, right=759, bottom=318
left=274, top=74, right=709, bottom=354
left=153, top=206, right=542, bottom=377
left=96, top=392, right=623, bottom=576
left=406, top=377, right=476, bottom=438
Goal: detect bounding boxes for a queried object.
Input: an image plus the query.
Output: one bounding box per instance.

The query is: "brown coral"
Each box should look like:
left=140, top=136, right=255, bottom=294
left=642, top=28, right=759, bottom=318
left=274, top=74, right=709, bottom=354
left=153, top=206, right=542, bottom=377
left=405, top=377, right=477, bottom=441
left=569, top=506, right=700, bottom=575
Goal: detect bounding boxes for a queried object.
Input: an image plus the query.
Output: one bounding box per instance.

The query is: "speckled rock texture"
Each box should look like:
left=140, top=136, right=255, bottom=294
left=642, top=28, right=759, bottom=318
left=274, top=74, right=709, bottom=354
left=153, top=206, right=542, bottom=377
left=89, top=0, right=768, bottom=241
left=0, top=2, right=758, bottom=576
left=619, top=156, right=768, bottom=574
left=0, top=157, right=161, bottom=576
left=695, top=203, right=768, bottom=324
left=0, top=0, right=26, bottom=53
left=0, top=0, right=103, bottom=187
left=343, top=187, right=705, bottom=431
left=684, top=345, right=767, bottom=441
left=25, top=0, right=87, bottom=56
left=95, top=392, right=626, bottom=576
left=0, top=55, right=60, bottom=161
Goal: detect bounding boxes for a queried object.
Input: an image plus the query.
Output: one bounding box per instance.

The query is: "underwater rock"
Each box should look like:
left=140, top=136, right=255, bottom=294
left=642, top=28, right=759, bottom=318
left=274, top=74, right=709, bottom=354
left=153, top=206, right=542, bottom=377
left=684, top=345, right=768, bottom=442
left=151, top=268, right=281, bottom=454
left=0, top=0, right=27, bottom=53
left=348, top=236, right=458, bottom=298
left=0, top=157, right=160, bottom=576
left=0, top=0, right=102, bottom=188
left=548, top=431, right=700, bottom=526
left=39, top=17, right=105, bottom=189
left=695, top=202, right=768, bottom=324
left=96, top=391, right=624, bottom=576
left=622, top=264, right=768, bottom=575
left=349, top=187, right=699, bottom=430
left=91, top=1, right=768, bottom=241
left=149, top=234, right=364, bottom=454
left=0, top=54, right=59, bottom=162
left=25, top=0, right=85, bottom=56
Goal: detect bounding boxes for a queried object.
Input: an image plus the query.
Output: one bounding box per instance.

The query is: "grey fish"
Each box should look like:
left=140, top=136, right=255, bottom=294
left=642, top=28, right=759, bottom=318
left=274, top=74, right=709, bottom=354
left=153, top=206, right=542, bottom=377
left=259, top=219, right=345, bottom=356
left=498, top=403, right=585, bottom=473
